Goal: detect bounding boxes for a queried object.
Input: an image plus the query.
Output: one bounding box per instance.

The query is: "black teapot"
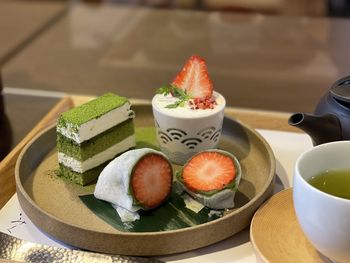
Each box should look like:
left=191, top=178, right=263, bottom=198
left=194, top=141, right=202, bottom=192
left=289, top=76, right=350, bottom=145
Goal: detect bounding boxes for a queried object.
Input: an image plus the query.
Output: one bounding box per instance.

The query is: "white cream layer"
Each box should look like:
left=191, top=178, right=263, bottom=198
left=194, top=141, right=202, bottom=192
left=58, top=135, right=135, bottom=173
left=57, top=102, right=134, bottom=144
left=152, top=91, right=225, bottom=118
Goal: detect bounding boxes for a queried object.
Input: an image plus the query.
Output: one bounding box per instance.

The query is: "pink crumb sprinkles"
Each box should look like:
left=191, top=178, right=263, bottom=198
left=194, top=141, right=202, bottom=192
left=189, top=97, right=217, bottom=110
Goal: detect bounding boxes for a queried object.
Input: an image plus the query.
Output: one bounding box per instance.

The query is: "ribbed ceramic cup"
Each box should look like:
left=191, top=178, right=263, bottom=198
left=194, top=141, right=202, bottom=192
left=293, top=141, right=350, bottom=263
left=152, top=91, right=225, bottom=165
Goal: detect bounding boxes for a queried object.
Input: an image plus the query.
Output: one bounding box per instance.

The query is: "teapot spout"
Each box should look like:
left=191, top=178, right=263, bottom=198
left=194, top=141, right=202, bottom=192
left=288, top=113, right=342, bottom=145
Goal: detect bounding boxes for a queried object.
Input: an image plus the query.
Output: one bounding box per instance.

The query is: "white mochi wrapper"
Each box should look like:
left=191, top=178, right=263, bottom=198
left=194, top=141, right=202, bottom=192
left=94, top=148, right=168, bottom=222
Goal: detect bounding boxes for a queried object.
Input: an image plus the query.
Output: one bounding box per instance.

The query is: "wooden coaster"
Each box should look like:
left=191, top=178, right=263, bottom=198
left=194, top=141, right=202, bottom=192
left=250, top=188, right=332, bottom=263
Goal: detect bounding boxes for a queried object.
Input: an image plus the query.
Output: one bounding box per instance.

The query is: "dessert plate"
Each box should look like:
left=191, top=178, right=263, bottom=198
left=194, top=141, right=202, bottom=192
left=15, top=104, right=275, bottom=256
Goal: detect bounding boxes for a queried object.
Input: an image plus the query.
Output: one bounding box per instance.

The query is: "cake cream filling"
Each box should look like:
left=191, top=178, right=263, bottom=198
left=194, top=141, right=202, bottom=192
left=58, top=135, right=135, bottom=173
left=57, top=102, right=134, bottom=144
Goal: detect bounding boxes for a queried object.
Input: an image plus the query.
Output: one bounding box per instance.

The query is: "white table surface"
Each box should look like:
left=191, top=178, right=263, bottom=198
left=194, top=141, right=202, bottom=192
left=0, top=129, right=313, bottom=262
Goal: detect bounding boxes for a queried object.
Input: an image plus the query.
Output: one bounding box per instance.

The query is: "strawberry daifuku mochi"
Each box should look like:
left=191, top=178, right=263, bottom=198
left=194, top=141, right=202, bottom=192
left=175, top=149, right=241, bottom=209
left=94, top=148, right=173, bottom=222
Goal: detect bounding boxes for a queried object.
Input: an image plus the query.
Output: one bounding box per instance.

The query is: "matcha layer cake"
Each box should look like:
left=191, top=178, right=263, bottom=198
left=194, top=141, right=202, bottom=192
left=57, top=93, right=135, bottom=185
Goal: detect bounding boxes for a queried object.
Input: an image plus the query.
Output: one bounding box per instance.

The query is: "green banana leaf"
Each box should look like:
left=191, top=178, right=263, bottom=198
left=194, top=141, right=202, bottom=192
left=79, top=127, right=223, bottom=232
left=79, top=191, right=222, bottom=232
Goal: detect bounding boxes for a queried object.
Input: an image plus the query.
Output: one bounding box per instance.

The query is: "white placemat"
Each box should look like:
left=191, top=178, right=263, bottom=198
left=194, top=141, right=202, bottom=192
left=0, top=129, right=313, bottom=262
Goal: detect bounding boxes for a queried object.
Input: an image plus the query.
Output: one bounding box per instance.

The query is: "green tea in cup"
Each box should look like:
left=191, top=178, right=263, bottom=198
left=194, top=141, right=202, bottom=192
left=308, top=169, right=350, bottom=199
left=293, top=141, right=350, bottom=263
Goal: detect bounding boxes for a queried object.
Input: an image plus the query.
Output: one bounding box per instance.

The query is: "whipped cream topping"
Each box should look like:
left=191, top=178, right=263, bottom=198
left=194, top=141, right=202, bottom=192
left=152, top=91, right=225, bottom=118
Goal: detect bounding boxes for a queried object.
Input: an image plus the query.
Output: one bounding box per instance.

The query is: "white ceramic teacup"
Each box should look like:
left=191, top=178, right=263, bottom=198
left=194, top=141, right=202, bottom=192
left=152, top=91, right=225, bottom=165
left=293, top=141, right=350, bottom=263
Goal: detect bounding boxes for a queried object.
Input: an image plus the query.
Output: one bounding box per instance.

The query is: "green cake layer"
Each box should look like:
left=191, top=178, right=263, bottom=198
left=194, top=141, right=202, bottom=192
left=58, top=163, right=105, bottom=186
left=57, top=93, right=129, bottom=128
left=57, top=119, right=134, bottom=161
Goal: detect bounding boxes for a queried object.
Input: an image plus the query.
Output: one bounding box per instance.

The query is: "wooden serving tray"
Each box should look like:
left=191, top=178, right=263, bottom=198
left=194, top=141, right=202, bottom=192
left=0, top=95, right=297, bottom=210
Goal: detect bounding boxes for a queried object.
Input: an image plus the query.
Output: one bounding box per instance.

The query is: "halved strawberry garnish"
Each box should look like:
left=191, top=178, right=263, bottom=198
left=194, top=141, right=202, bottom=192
left=131, top=153, right=173, bottom=209
left=172, top=55, right=213, bottom=99
left=182, top=151, right=236, bottom=192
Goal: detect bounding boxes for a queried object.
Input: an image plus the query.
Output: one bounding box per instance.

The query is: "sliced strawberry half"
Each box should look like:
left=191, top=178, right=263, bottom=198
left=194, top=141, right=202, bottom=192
left=172, top=55, right=213, bottom=99
left=182, top=151, right=236, bottom=192
left=131, top=153, right=173, bottom=209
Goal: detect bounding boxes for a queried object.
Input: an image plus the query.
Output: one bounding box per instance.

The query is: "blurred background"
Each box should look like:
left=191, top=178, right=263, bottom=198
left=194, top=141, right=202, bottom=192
left=23, top=0, right=350, bottom=17
left=1, top=0, right=350, bottom=160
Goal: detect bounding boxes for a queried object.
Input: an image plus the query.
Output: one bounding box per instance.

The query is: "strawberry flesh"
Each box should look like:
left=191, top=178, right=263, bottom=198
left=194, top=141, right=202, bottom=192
left=131, top=154, right=173, bottom=209
left=172, top=55, right=213, bottom=99
left=182, top=152, right=236, bottom=192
